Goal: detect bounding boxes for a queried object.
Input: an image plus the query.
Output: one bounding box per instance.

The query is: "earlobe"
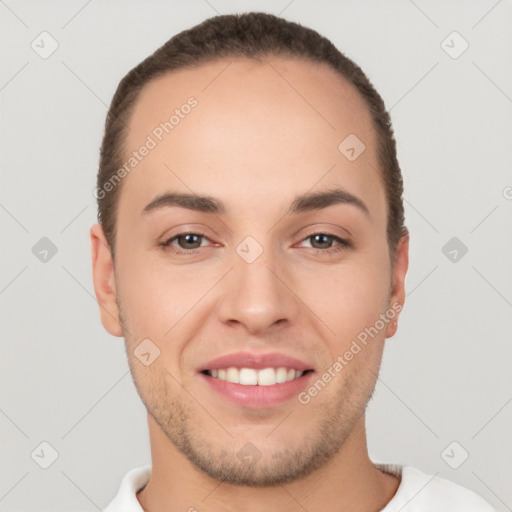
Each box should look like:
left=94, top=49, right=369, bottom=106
left=386, top=233, right=409, bottom=339
left=90, top=223, right=123, bottom=337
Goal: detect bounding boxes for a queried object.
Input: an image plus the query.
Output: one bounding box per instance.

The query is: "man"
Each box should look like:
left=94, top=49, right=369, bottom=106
left=91, top=12, right=494, bottom=511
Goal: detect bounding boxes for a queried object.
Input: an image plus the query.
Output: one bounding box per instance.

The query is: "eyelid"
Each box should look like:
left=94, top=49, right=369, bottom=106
left=295, top=222, right=352, bottom=239
left=160, top=223, right=218, bottom=244
left=162, top=232, right=214, bottom=249
left=298, top=232, right=348, bottom=243
left=294, top=232, right=351, bottom=252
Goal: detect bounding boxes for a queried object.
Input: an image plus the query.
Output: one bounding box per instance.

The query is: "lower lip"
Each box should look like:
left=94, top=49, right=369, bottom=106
left=200, top=371, right=314, bottom=408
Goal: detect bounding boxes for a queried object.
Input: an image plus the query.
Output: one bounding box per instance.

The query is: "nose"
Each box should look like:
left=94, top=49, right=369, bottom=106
left=217, top=247, right=300, bottom=336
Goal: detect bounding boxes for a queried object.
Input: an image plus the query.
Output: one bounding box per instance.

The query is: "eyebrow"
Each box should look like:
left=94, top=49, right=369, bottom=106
left=141, top=187, right=370, bottom=217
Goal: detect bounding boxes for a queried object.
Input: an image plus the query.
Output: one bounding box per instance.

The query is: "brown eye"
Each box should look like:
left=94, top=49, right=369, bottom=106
left=309, top=234, right=334, bottom=249
left=298, top=233, right=351, bottom=254
left=175, top=233, right=204, bottom=249
left=162, top=233, right=208, bottom=252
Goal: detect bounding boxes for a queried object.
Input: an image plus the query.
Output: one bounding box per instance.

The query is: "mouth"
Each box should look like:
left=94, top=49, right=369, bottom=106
left=197, top=352, right=316, bottom=408
left=201, top=367, right=313, bottom=386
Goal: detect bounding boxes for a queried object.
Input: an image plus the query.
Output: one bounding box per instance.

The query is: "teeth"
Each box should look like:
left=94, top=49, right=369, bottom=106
left=257, top=367, right=276, bottom=386
left=226, top=367, right=239, bottom=384
left=276, top=367, right=288, bottom=383
left=208, top=366, right=306, bottom=386
left=240, top=368, right=257, bottom=385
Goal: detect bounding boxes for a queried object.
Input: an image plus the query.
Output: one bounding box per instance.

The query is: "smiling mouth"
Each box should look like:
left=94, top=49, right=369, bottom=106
left=201, top=367, right=313, bottom=386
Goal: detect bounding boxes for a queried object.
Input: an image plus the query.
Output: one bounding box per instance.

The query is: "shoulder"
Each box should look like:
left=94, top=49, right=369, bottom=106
left=377, top=464, right=495, bottom=512
left=103, top=465, right=151, bottom=512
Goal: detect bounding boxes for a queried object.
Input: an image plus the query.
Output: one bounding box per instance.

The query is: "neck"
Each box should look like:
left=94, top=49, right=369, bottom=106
left=137, top=413, right=400, bottom=512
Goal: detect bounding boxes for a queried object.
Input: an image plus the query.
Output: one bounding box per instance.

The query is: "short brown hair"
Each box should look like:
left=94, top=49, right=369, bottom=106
left=96, top=12, right=407, bottom=263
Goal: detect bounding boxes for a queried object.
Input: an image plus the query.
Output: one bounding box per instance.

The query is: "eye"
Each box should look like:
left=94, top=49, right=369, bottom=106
left=160, top=231, right=351, bottom=256
left=162, top=233, right=211, bottom=253
left=298, top=233, right=351, bottom=254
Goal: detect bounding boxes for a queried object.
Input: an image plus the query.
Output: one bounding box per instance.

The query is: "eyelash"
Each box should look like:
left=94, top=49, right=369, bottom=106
left=160, top=232, right=351, bottom=256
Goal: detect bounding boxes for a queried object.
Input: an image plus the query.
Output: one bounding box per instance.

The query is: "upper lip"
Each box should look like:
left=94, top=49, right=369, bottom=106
left=198, top=351, right=314, bottom=372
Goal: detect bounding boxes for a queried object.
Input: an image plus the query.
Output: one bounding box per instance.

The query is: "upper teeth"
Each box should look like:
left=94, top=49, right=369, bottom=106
left=208, top=367, right=304, bottom=386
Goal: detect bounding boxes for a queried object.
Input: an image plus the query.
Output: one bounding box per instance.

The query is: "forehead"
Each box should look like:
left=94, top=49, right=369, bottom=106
left=119, top=56, right=384, bottom=222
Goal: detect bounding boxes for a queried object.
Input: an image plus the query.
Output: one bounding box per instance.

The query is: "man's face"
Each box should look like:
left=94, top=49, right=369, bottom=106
left=92, top=57, right=408, bottom=485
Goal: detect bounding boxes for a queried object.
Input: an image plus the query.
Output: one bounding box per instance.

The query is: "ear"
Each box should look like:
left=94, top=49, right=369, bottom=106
left=385, top=233, right=409, bottom=338
left=90, top=223, right=123, bottom=337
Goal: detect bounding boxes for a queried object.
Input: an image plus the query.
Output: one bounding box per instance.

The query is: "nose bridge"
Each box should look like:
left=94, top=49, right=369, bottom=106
left=218, top=237, right=298, bottom=333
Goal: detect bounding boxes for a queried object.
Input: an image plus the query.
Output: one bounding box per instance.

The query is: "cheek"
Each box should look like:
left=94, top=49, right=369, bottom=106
left=301, top=257, right=390, bottom=344
left=115, top=248, right=217, bottom=372
left=116, top=239, right=187, bottom=316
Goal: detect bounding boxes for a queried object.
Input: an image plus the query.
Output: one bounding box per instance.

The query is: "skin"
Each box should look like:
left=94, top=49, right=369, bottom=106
left=90, top=56, right=409, bottom=512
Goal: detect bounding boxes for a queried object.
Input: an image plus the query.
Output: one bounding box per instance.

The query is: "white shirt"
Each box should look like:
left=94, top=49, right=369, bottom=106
left=103, top=463, right=495, bottom=511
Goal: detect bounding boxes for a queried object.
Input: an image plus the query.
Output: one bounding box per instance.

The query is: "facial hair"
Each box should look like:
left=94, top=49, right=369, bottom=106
left=117, top=294, right=380, bottom=487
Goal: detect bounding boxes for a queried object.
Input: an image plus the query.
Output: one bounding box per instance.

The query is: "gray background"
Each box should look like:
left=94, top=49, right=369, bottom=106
left=1, top=0, right=511, bottom=510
